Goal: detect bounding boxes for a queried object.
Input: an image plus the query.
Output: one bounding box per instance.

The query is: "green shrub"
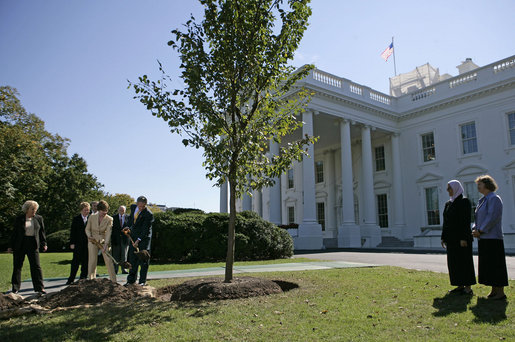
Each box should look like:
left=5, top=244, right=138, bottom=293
left=151, top=210, right=293, bottom=262
left=46, top=229, right=69, bottom=252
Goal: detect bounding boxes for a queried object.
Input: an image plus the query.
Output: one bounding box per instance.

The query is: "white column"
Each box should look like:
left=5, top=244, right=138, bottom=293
left=269, top=140, right=282, bottom=225
left=325, top=150, right=337, bottom=241
left=295, top=110, right=323, bottom=250
left=337, top=119, right=361, bottom=247
left=219, top=181, right=228, bottom=213
left=391, top=133, right=406, bottom=232
left=360, top=125, right=381, bottom=247
left=254, top=190, right=263, bottom=217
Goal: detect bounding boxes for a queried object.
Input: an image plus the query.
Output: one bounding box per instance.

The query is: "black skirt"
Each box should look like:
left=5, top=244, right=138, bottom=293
left=478, top=239, right=509, bottom=287
left=446, top=241, right=476, bottom=286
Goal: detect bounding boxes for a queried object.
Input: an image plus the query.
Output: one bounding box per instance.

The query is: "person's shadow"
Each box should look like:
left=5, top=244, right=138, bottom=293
left=432, top=292, right=473, bottom=317
left=469, top=297, right=508, bottom=324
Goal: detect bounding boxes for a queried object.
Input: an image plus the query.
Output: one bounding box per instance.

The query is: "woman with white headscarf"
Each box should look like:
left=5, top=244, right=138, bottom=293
left=441, top=180, right=476, bottom=294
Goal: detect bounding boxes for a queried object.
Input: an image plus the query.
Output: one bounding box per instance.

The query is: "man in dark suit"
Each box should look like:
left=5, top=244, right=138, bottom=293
left=66, top=202, right=90, bottom=285
left=124, top=196, right=153, bottom=286
left=8, top=200, right=47, bottom=294
left=112, top=205, right=130, bottom=274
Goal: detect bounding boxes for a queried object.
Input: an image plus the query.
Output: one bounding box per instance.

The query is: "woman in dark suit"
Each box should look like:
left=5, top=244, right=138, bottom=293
left=472, top=175, right=508, bottom=300
left=7, top=200, right=47, bottom=294
left=441, top=180, right=476, bottom=295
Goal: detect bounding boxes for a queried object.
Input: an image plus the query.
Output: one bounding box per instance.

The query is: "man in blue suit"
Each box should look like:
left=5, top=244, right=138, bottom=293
left=124, top=196, right=153, bottom=286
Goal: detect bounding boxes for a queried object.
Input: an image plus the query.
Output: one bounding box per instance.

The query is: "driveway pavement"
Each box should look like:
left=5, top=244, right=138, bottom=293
left=295, top=250, right=515, bottom=279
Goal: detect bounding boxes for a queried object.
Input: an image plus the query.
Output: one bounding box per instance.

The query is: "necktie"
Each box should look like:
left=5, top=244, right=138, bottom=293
left=134, top=211, right=139, bottom=222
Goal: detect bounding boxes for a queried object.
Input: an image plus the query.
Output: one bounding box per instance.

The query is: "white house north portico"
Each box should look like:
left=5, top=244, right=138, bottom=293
left=221, top=55, right=515, bottom=250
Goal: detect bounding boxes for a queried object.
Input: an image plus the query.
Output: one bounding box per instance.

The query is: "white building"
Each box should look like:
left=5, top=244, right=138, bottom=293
left=220, top=55, right=515, bottom=250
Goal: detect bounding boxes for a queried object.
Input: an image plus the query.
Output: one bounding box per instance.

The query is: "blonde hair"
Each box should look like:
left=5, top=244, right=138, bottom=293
left=79, top=202, right=91, bottom=211
left=22, top=200, right=39, bottom=213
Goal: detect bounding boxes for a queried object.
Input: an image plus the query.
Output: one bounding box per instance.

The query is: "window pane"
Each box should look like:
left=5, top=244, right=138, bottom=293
left=316, top=202, right=325, bottom=231
left=461, top=122, right=478, bottom=154
left=464, top=182, right=479, bottom=223
left=287, top=169, right=294, bottom=189
left=376, top=194, right=388, bottom=228
left=509, top=113, right=515, bottom=145
left=287, top=206, right=295, bottom=224
left=421, top=133, right=435, bottom=162
left=315, top=161, right=324, bottom=183
left=425, top=187, right=440, bottom=225
left=375, top=146, right=385, bottom=171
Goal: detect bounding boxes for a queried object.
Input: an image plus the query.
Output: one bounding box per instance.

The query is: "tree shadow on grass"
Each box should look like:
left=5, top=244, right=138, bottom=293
left=469, top=297, right=508, bottom=324
left=0, top=297, right=219, bottom=341
left=432, top=292, right=473, bottom=317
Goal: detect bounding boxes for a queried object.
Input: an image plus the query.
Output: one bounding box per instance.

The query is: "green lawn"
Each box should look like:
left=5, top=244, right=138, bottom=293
left=1, top=265, right=513, bottom=341
left=0, top=252, right=316, bottom=292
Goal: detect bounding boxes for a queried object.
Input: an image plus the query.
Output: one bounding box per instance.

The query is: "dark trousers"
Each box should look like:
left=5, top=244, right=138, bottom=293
left=67, top=246, right=88, bottom=282
left=11, top=236, right=44, bottom=292
left=126, top=245, right=149, bottom=284
left=112, top=242, right=129, bottom=274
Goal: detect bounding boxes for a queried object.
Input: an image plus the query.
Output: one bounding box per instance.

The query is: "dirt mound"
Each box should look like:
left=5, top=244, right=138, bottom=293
left=0, top=293, right=23, bottom=311
left=159, top=277, right=298, bottom=301
left=39, top=278, right=137, bottom=309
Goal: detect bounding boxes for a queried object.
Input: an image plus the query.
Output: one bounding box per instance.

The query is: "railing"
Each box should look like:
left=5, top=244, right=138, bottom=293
left=370, top=91, right=391, bottom=105
left=449, top=72, right=477, bottom=88
left=312, top=70, right=342, bottom=88
left=493, top=57, right=515, bottom=73
left=411, top=87, right=435, bottom=101
left=349, top=83, right=363, bottom=95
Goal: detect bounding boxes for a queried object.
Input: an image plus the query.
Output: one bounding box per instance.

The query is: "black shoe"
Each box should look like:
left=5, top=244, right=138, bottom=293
left=122, top=271, right=129, bottom=274
left=124, top=282, right=134, bottom=287
left=138, top=283, right=147, bottom=286
left=11, top=289, right=19, bottom=294
left=38, top=289, right=47, bottom=294
left=65, top=280, right=74, bottom=285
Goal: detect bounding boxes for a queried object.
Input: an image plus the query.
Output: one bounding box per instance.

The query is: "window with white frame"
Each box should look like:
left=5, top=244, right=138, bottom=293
left=376, top=194, right=388, bottom=228
left=315, top=161, right=324, bottom=183
left=461, top=122, right=478, bottom=154
left=375, top=146, right=385, bottom=171
left=287, top=169, right=294, bottom=189
left=316, top=202, right=325, bottom=231
left=425, top=187, right=440, bottom=225
left=287, top=206, right=295, bottom=224
left=508, top=112, right=515, bottom=146
left=464, top=181, right=480, bottom=223
left=421, top=132, right=436, bottom=162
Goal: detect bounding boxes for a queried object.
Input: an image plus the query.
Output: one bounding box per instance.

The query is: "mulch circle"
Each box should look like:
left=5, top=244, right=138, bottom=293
left=39, top=278, right=138, bottom=309
left=158, top=277, right=299, bottom=301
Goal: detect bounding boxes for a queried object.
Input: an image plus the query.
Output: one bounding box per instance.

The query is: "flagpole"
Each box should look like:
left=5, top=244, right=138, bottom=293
left=392, top=36, right=397, bottom=76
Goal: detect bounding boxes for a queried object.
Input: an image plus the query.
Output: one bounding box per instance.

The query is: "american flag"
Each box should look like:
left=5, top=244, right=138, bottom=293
left=381, top=42, right=394, bottom=61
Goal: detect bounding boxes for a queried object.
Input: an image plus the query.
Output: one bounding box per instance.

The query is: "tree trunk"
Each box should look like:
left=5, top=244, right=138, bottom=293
left=224, top=178, right=237, bottom=283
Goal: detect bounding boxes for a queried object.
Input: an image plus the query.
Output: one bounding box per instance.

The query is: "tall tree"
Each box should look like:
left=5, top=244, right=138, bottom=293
left=131, top=0, right=315, bottom=282
left=0, top=86, right=103, bottom=247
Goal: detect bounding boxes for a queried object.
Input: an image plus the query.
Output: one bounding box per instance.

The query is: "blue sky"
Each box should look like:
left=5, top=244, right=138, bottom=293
left=1, top=0, right=514, bottom=212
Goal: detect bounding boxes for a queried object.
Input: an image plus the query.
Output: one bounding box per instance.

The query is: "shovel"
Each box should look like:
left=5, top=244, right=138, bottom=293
left=91, top=239, right=132, bottom=270
left=123, top=229, right=151, bottom=261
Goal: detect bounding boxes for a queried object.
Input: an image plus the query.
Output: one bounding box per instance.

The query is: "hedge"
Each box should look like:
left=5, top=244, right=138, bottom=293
left=152, top=210, right=293, bottom=262
left=42, top=210, right=294, bottom=263
left=46, top=229, right=70, bottom=252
